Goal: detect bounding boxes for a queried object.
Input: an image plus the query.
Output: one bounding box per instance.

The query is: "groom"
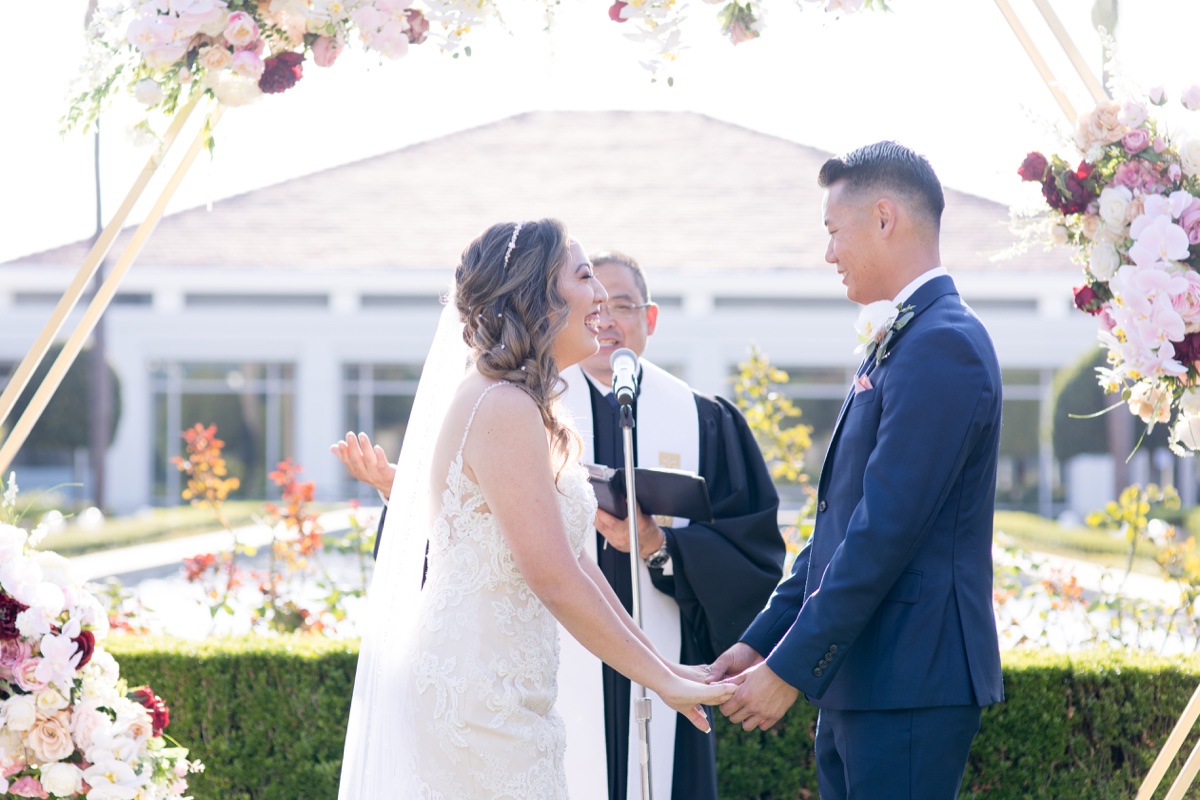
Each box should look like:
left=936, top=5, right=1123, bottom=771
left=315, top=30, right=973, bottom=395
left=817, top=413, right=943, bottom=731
left=711, top=141, right=1004, bottom=799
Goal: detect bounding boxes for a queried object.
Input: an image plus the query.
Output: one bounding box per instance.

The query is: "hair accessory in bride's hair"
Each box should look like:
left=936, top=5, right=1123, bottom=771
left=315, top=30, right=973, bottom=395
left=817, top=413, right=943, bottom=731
left=503, top=221, right=525, bottom=270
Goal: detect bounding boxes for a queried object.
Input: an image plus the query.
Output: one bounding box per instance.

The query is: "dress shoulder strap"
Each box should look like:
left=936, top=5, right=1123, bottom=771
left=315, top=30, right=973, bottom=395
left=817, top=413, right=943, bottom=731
left=456, top=381, right=514, bottom=459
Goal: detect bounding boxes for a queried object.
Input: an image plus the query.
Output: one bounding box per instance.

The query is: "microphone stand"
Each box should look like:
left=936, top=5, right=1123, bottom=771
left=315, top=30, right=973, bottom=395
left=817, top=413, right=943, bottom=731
left=619, top=400, right=654, bottom=800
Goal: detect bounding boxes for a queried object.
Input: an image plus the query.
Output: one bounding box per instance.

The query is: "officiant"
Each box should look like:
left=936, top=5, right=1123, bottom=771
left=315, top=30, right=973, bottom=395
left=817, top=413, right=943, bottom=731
left=555, top=251, right=785, bottom=800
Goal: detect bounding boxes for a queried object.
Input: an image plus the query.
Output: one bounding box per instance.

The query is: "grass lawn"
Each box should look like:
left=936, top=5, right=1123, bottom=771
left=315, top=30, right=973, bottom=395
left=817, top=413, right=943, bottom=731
left=993, top=509, right=1164, bottom=575
left=36, top=502, right=274, bottom=556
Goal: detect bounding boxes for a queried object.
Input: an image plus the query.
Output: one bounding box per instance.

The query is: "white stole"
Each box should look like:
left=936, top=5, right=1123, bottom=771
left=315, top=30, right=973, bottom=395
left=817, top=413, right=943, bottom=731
left=557, top=361, right=699, bottom=800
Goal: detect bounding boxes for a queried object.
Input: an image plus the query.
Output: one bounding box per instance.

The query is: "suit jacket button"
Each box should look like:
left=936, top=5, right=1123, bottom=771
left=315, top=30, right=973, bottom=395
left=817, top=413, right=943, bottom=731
left=818, top=500, right=827, bottom=512
left=812, top=667, right=823, bottom=677
left=829, top=644, right=838, bottom=653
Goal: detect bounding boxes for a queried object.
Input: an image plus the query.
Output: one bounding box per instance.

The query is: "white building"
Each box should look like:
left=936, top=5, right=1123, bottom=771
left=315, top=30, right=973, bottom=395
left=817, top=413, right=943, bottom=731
left=1, top=111, right=1116, bottom=515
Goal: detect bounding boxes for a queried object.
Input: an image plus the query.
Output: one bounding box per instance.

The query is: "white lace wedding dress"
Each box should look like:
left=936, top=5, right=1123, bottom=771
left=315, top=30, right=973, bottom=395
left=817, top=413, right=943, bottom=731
left=404, top=382, right=596, bottom=799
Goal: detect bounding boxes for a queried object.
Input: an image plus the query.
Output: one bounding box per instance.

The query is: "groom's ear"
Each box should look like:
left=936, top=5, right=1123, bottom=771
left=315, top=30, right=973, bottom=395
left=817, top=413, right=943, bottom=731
left=875, top=198, right=898, bottom=238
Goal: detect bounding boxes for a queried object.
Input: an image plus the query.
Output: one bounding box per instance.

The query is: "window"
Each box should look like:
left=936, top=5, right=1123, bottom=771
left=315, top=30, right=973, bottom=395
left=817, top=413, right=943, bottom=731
left=151, top=362, right=295, bottom=503
left=341, top=364, right=422, bottom=501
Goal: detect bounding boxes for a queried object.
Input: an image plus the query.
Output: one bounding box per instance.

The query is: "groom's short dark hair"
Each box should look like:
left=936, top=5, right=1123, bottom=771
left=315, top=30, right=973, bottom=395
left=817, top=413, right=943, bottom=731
left=818, top=141, right=945, bottom=230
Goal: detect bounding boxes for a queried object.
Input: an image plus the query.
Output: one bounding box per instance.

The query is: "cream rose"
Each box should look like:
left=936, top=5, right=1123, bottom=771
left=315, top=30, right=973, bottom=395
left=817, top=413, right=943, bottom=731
left=25, top=710, right=74, bottom=763
left=1098, top=185, right=1133, bottom=230
left=35, top=687, right=70, bottom=715
left=197, top=44, right=233, bottom=72
left=1180, top=139, right=1200, bottom=178
left=1075, top=101, right=1126, bottom=151
left=39, top=761, right=84, bottom=797
left=1080, top=214, right=1102, bottom=241
left=1089, top=241, right=1121, bottom=280
left=4, top=694, right=37, bottom=731
left=134, top=78, right=164, bottom=106
left=207, top=71, right=263, bottom=106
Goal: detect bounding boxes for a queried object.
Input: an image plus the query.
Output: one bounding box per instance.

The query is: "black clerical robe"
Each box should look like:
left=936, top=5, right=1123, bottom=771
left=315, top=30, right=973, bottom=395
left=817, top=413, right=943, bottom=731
left=585, top=376, right=784, bottom=800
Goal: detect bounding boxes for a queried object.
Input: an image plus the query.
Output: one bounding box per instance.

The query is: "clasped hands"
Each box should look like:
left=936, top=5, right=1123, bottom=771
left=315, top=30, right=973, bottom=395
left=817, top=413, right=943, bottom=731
left=704, top=642, right=800, bottom=732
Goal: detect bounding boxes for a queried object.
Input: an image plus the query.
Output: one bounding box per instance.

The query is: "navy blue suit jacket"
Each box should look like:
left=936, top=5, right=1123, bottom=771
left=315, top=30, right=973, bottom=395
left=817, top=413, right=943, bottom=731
left=742, top=275, right=1004, bottom=710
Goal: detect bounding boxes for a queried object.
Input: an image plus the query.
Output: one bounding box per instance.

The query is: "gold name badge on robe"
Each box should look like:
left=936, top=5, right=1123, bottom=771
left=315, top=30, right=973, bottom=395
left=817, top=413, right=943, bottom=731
left=655, top=452, right=681, bottom=526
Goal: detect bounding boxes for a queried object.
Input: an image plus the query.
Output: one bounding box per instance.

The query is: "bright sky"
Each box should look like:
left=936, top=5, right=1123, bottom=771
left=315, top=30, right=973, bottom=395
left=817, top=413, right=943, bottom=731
left=2, top=0, right=1198, bottom=265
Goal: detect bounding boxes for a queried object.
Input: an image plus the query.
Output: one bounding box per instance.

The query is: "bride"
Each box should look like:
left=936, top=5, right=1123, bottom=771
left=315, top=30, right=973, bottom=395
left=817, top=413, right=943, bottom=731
left=336, top=219, right=733, bottom=798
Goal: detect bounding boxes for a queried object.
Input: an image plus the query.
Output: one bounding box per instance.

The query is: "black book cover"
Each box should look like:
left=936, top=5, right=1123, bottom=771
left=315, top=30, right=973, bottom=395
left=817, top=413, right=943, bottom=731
left=585, top=463, right=713, bottom=523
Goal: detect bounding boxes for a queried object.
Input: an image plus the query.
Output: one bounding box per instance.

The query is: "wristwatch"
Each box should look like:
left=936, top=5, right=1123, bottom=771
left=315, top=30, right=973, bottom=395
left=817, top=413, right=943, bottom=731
left=644, top=543, right=671, bottom=570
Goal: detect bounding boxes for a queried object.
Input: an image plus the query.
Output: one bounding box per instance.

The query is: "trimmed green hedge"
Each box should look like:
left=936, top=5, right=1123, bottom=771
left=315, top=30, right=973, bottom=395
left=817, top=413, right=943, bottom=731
left=107, top=638, right=1200, bottom=799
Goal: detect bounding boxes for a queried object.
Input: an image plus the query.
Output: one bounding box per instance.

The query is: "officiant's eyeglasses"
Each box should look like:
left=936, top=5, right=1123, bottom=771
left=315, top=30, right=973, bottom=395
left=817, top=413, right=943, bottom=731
left=599, top=302, right=654, bottom=319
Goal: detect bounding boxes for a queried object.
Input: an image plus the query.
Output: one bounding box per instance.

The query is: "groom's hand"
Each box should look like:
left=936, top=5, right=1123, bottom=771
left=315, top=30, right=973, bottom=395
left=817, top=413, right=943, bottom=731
left=707, top=642, right=762, bottom=682
left=719, top=661, right=799, bottom=731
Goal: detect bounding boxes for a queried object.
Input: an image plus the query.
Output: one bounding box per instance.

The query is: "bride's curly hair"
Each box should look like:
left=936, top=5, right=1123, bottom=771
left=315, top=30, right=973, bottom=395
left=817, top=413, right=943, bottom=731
left=455, top=219, right=578, bottom=474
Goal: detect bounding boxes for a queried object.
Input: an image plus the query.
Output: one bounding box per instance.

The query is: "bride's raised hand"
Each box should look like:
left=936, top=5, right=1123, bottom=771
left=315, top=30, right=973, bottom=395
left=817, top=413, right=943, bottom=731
left=656, top=674, right=736, bottom=733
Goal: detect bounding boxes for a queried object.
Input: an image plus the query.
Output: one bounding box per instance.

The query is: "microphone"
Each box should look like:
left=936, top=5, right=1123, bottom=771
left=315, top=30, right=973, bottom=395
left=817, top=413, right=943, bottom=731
left=610, top=348, right=639, bottom=406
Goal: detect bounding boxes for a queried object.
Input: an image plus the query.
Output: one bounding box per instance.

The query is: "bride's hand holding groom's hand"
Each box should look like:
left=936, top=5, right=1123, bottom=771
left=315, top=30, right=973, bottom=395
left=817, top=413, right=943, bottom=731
left=655, top=672, right=736, bottom=734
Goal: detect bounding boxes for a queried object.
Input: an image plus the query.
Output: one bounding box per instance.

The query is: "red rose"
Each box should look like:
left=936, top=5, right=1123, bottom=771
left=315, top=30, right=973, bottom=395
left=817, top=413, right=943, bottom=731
left=73, top=629, right=95, bottom=668
left=0, top=592, right=28, bottom=641
left=259, top=51, right=305, bottom=95
left=1018, top=152, right=1048, bottom=182
left=1073, top=284, right=1104, bottom=315
left=131, top=686, right=171, bottom=736
left=1043, top=169, right=1093, bottom=216
left=609, top=1, right=628, bottom=22
left=405, top=9, right=429, bottom=44
left=1177, top=332, right=1200, bottom=367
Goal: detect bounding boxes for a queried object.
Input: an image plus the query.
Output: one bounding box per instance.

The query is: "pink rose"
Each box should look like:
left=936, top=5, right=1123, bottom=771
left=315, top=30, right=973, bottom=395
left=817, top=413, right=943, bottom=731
left=1183, top=85, right=1200, bottom=112
left=230, top=50, right=264, bottom=80
left=311, top=35, right=344, bottom=67
left=1180, top=199, right=1200, bottom=245
left=7, top=776, right=48, bottom=798
left=12, top=659, right=48, bottom=693
left=223, top=11, right=260, bottom=49
left=405, top=9, right=429, bottom=44
left=1171, top=164, right=1184, bottom=183
left=0, top=638, right=31, bottom=672
left=1172, top=270, right=1200, bottom=326
left=1123, top=128, right=1151, bottom=154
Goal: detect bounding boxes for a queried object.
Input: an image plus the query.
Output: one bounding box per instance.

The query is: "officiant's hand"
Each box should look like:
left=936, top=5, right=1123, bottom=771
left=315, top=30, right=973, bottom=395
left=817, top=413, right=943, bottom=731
left=330, top=432, right=396, bottom=500
left=594, top=506, right=665, bottom=559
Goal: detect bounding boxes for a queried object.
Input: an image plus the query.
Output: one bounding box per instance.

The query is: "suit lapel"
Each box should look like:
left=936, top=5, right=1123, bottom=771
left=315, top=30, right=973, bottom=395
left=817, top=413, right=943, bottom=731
left=818, top=275, right=961, bottom=489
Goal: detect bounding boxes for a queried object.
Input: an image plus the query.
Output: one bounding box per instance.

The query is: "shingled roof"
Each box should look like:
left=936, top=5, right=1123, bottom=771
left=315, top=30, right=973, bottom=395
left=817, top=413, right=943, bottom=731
left=9, top=110, right=1061, bottom=273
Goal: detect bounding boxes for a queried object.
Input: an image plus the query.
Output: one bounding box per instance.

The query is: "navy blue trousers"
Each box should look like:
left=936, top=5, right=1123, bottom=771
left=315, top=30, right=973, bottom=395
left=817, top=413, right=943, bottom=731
left=814, top=705, right=981, bottom=800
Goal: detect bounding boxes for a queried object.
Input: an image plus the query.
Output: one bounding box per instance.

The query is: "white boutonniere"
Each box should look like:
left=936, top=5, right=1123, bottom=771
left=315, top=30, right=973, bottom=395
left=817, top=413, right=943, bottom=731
left=854, top=300, right=915, bottom=366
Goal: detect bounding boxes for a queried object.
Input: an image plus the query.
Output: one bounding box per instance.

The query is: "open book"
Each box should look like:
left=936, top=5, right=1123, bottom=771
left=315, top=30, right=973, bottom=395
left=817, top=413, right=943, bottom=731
left=584, top=463, right=714, bottom=523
